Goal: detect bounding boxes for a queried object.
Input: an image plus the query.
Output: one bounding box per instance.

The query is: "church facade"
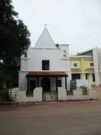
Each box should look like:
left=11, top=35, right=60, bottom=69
left=18, top=26, right=70, bottom=101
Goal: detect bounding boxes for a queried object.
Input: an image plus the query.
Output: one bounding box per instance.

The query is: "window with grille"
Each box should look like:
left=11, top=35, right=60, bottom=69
left=42, top=60, right=49, bottom=70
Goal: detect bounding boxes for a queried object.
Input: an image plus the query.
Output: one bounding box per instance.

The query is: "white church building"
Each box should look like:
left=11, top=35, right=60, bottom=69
left=16, top=26, right=70, bottom=101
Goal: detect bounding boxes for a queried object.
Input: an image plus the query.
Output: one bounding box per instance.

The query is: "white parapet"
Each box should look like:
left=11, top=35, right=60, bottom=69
left=89, top=89, right=96, bottom=99
left=58, top=87, right=96, bottom=101
left=9, top=87, right=42, bottom=102
left=58, top=87, right=67, bottom=100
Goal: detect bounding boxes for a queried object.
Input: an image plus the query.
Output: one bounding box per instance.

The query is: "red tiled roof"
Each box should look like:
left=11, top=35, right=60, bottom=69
left=26, top=71, right=68, bottom=77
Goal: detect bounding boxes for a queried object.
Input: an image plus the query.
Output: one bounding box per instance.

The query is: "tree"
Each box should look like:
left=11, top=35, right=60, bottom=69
left=0, top=0, right=30, bottom=88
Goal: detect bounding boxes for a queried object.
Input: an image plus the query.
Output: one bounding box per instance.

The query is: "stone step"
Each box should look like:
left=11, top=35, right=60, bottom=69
left=43, top=92, right=57, bottom=101
left=51, top=93, right=57, bottom=101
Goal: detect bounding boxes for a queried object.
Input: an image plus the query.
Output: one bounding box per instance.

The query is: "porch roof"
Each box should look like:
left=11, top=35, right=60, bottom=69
left=26, top=71, right=68, bottom=77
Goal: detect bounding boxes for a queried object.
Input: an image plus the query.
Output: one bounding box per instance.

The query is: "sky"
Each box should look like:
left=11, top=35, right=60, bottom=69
left=12, top=0, right=101, bottom=54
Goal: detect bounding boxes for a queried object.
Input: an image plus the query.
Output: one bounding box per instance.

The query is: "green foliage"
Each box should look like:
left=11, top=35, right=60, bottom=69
left=0, top=0, right=18, bottom=24
left=80, top=86, right=88, bottom=95
left=0, top=62, right=18, bottom=88
left=0, top=0, right=30, bottom=88
left=0, top=89, right=11, bottom=102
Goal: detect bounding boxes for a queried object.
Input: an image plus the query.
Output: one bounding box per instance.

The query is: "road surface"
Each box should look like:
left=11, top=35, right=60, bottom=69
left=0, top=101, right=101, bottom=135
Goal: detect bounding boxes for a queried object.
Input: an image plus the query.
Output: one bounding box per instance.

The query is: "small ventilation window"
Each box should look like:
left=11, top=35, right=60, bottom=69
left=74, top=63, right=78, bottom=67
left=89, top=62, right=94, bottom=67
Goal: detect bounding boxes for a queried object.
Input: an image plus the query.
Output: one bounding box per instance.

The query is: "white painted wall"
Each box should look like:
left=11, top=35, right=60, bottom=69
left=9, top=87, right=42, bottom=102
left=19, top=71, right=28, bottom=90
left=98, top=48, right=101, bottom=85
left=20, top=57, right=29, bottom=71
left=21, top=46, right=69, bottom=72
left=93, top=48, right=99, bottom=86
left=93, top=48, right=101, bottom=86
left=58, top=87, right=96, bottom=101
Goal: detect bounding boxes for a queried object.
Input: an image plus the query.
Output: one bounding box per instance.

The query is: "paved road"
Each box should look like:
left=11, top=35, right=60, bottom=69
left=0, top=101, right=101, bottom=135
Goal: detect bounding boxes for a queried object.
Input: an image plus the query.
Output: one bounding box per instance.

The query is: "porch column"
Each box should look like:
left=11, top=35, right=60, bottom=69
left=65, top=76, right=67, bottom=90
left=27, top=77, right=29, bottom=91
left=81, top=73, right=86, bottom=80
left=56, top=77, right=58, bottom=92
left=37, top=77, right=39, bottom=87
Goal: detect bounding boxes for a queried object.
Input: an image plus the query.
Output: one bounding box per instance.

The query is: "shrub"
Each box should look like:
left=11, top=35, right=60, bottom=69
left=80, top=86, right=88, bottom=95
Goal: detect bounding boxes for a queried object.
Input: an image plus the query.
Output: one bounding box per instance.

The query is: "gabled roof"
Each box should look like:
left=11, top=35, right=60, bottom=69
left=35, top=27, right=56, bottom=48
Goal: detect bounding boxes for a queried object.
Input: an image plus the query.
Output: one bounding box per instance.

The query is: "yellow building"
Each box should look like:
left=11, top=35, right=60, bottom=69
left=70, top=55, right=95, bottom=85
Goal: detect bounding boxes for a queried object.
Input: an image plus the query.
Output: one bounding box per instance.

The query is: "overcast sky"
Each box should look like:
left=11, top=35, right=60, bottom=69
left=12, top=0, right=101, bottom=54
